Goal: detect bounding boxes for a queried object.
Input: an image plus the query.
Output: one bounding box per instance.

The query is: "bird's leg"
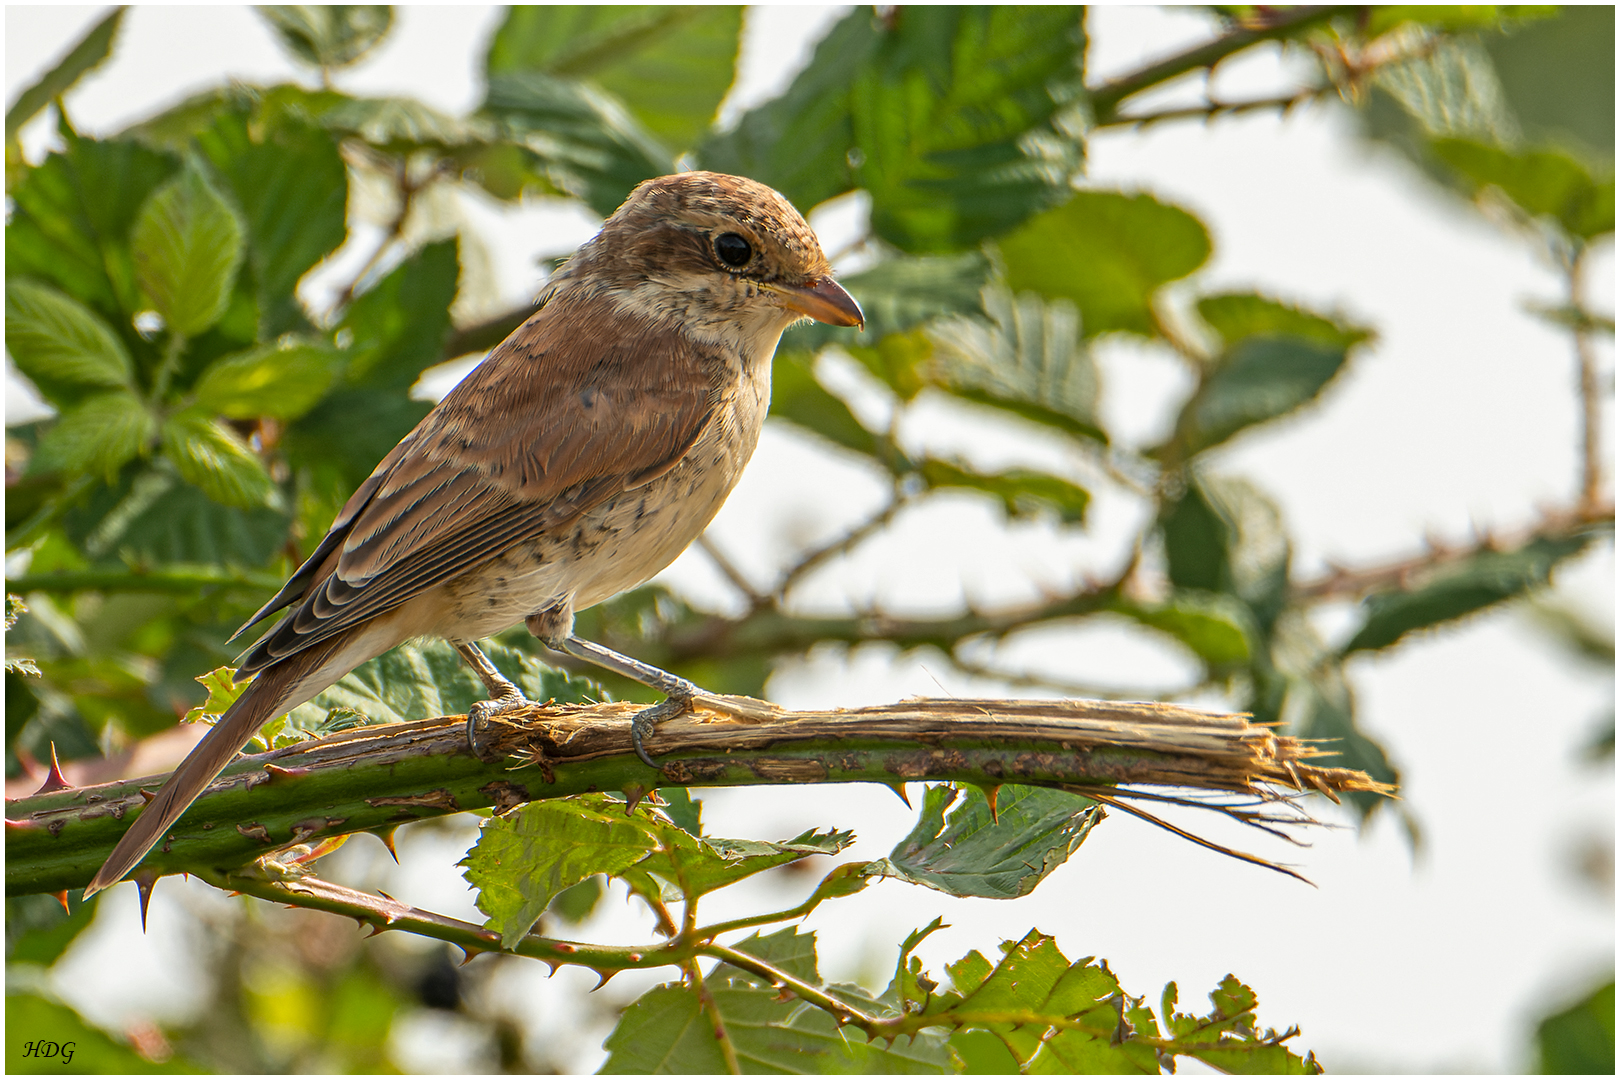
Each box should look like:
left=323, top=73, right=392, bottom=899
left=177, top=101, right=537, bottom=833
left=455, top=641, right=535, bottom=754
left=557, top=635, right=700, bottom=769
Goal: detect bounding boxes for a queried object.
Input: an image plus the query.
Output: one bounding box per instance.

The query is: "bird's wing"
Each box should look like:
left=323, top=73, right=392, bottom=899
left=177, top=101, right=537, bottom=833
left=236, top=292, right=721, bottom=676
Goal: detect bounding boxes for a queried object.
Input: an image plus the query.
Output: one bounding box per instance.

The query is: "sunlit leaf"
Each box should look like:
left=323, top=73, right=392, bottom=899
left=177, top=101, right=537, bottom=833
left=1430, top=137, right=1614, bottom=240
left=29, top=393, right=156, bottom=481
left=159, top=410, right=278, bottom=509
left=919, top=458, right=1090, bottom=524
left=487, top=6, right=743, bottom=152
left=4, top=278, right=133, bottom=396
left=191, top=340, right=341, bottom=420
left=130, top=163, right=246, bottom=338
left=1109, top=591, right=1255, bottom=668
left=999, top=189, right=1210, bottom=338
left=257, top=6, right=394, bottom=71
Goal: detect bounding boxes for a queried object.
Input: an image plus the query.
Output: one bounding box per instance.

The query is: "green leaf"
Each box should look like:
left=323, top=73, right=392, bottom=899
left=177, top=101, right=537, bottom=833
left=1536, top=977, right=1615, bottom=1074
left=657, top=787, right=703, bottom=835
left=316, top=94, right=490, bottom=152
left=1160, top=473, right=1291, bottom=630
left=698, top=9, right=881, bottom=211
left=296, top=639, right=599, bottom=729
left=180, top=666, right=248, bottom=725
left=486, top=6, right=743, bottom=152
left=1164, top=974, right=1322, bottom=1075
left=190, top=340, right=340, bottom=420
left=194, top=105, right=349, bottom=336
left=863, top=785, right=1103, bottom=899
left=1430, top=137, right=1614, bottom=240
left=6, top=135, right=180, bottom=320
left=5, top=992, right=199, bottom=1073
left=4, top=278, right=133, bottom=396
left=335, top=238, right=460, bottom=389
left=1196, top=292, right=1373, bottom=354
left=257, top=5, right=395, bottom=70
left=919, top=458, right=1090, bottom=525
left=603, top=928, right=950, bottom=1073
left=1366, top=36, right=1521, bottom=144
left=461, top=796, right=661, bottom=947
left=782, top=251, right=991, bottom=358
left=1344, top=532, right=1599, bottom=653
left=482, top=72, right=673, bottom=218
left=634, top=827, right=855, bottom=902
left=769, top=349, right=879, bottom=458
left=61, top=465, right=291, bottom=567
left=999, top=189, right=1210, bottom=339
left=1108, top=591, right=1255, bottom=668
left=4, top=8, right=125, bottom=140
left=130, top=162, right=246, bottom=338
left=29, top=393, right=156, bottom=481
left=1170, top=338, right=1353, bottom=458
left=850, top=7, right=1086, bottom=253
left=159, top=410, right=278, bottom=509
left=1484, top=5, right=1614, bottom=158
left=930, top=284, right=1104, bottom=443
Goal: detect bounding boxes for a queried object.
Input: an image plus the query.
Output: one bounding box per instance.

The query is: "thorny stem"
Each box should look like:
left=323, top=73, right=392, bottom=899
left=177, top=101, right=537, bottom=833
left=1570, top=247, right=1608, bottom=514
left=698, top=942, right=887, bottom=1034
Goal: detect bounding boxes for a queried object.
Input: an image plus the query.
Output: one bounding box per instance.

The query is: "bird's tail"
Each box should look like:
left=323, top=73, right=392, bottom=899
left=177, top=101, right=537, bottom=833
left=82, top=646, right=332, bottom=899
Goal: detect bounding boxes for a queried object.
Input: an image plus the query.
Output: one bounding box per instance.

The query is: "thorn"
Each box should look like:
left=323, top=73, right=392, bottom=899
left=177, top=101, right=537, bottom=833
left=134, top=869, right=159, bottom=932
left=885, top=782, right=913, bottom=809
left=52, top=890, right=70, bottom=914
left=458, top=946, right=484, bottom=966
left=365, top=923, right=391, bottom=937
left=376, top=889, right=396, bottom=902
left=982, top=784, right=1001, bottom=823
left=33, top=744, right=71, bottom=796
left=138, top=788, right=159, bottom=806
left=590, top=968, right=619, bottom=991
left=622, top=784, right=647, bottom=814
left=376, top=826, right=400, bottom=863
left=262, top=763, right=310, bottom=782
left=543, top=960, right=563, bottom=976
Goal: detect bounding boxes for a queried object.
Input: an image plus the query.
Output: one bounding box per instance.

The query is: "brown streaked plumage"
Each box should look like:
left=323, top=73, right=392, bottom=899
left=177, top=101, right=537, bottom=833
left=84, top=172, right=863, bottom=900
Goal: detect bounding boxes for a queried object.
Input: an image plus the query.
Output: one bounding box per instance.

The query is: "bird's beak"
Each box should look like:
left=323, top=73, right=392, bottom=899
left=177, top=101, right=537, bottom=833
left=765, top=277, right=864, bottom=329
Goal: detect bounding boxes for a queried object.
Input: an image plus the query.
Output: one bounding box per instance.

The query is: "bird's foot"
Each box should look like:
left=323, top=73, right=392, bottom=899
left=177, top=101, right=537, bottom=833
left=466, top=690, right=536, bottom=759
left=629, top=692, right=694, bottom=770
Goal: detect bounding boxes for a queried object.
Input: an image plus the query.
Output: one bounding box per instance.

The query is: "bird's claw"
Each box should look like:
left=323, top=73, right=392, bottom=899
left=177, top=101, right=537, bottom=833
left=466, top=691, right=535, bottom=759
left=630, top=693, right=693, bottom=770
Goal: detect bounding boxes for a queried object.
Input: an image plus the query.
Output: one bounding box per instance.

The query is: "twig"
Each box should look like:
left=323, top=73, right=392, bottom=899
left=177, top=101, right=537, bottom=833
left=1571, top=248, right=1608, bottom=514
left=773, top=489, right=908, bottom=604
left=697, top=534, right=764, bottom=607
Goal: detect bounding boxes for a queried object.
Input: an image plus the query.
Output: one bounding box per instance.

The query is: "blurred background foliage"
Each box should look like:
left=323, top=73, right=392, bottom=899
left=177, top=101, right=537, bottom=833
left=4, top=4, right=1613, bottom=1073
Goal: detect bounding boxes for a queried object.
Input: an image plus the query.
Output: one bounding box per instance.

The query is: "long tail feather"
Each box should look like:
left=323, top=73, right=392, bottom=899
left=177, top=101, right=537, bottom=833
left=83, top=655, right=313, bottom=899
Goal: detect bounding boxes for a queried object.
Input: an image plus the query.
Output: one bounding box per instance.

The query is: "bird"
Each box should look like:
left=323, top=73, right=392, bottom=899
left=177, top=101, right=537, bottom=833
left=83, top=171, right=864, bottom=899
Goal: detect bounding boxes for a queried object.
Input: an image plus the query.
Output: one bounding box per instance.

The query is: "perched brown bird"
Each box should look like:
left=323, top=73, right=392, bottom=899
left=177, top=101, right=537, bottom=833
left=83, top=172, right=863, bottom=899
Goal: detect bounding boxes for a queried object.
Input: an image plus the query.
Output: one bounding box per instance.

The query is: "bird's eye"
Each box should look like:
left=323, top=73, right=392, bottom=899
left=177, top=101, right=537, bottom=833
left=714, top=232, right=752, bottom=268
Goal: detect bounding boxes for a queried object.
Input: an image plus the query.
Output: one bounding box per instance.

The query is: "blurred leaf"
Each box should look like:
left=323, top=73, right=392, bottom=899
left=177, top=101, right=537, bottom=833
left=1430, top=137, right=1614, bottom=240
left=336, top=238, right=459, bottom=389
left=769, top=348, right=879, bottom=457
left=1168, top=338, right=1356, bottom=460
left=61, top=465, right=290, bottom=567
left=547, top=875, right=603, bottom=925
left=1536, top=977, right=1616, bottom=1074
left=316, top=94, right=489, bottom=152
left=3, top=8, right=125, bottom=140
left=462, top=795, right=661, bottom=947
left=1197, top=292, right=1372, bottom=353
left=1160, top=473, right=1291, bottom=631
left=1484, top=5, right=1614, bottom=158
left=931, top=284, right=1104, bottom=443
left=863, top=784, right=1102, bottom=899
left=602, top=928, right=949, bottom=1074
left=487, top=6, right=743, bottom=152
left=698, top=9, right=880, bottom=211
left=295, top=639, right=599, bottom=729
left=919, top=458, right=1090, bottom=524
left=1361, top=6, right=1557, bottom=38
left=257, top=5, right=394, bottom=71
left=159, top=410, right=278, bottom=509
left=194, top=105, right=348, bottom=336
left=5, top=892, right=98, bottom=966
left=999, top=189, right=1210, bottom=338
left=1344, top=533, right=1598, bottom=653
left=5, top=992, right=198, bottom=1073
left=1367, top=35, right=1521, bottom=144
left=658, top=787, right=703, bottom=835
left=1109, top=591, right=1255, bottom=668
left=482, top=72, right=672, bottom=218
left=6, top=134, right=179, bottom=320
left=130, top=162, right=245, bottom=338
left=283, top=389, right=431, bottom=492
left=851, top=6, right=1086, bottom=253
left=783, top=251, right=990, bottom=357
left=191, top=340, right=340, bottom=420
left=1524, top=599, right=1615, bottom=668
left=4, top=278, right=133, bottom=398
left=28, top=393, right=155, bottom=481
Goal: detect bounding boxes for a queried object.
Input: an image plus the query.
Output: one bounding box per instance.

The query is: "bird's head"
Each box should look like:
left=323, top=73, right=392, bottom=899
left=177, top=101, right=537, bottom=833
left=558, top=171, right=864, bottom=354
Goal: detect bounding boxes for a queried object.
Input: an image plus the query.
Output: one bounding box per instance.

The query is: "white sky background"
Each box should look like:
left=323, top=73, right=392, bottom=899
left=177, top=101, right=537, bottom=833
left=6, top=5, right=1615, bottom=1074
